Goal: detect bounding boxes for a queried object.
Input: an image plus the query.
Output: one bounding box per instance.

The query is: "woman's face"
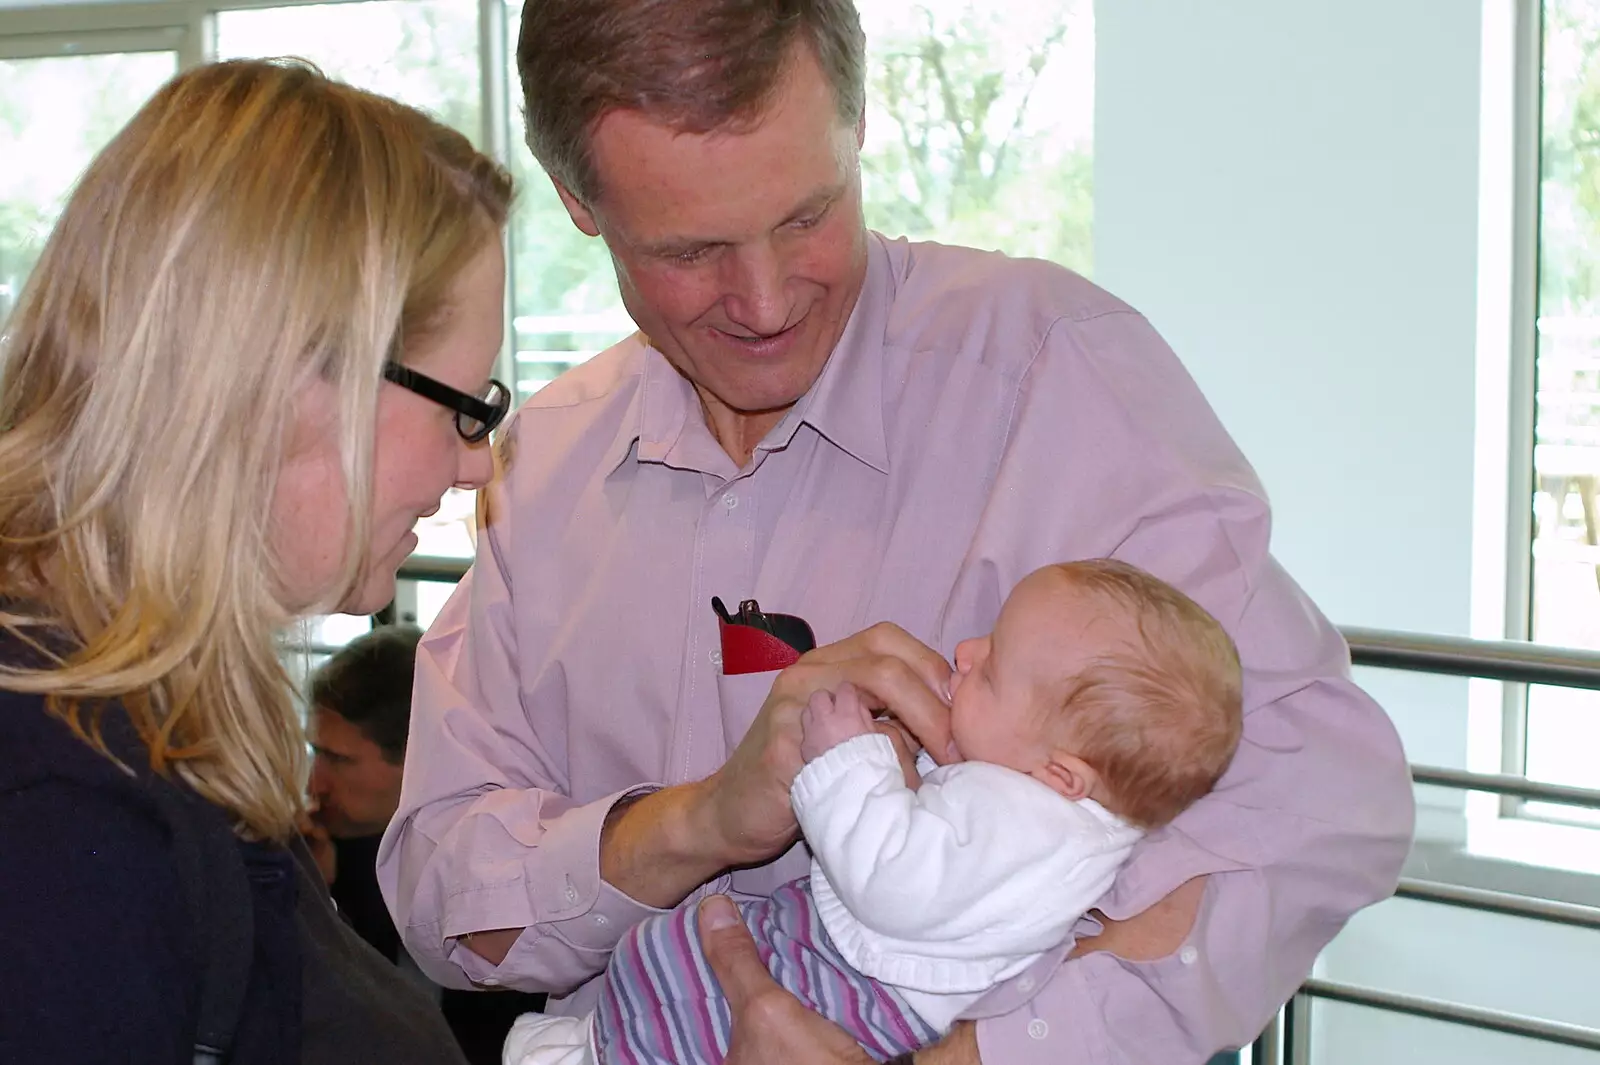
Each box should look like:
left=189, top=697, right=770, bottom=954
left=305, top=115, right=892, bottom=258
left=273, top=239, right=504, bottom=615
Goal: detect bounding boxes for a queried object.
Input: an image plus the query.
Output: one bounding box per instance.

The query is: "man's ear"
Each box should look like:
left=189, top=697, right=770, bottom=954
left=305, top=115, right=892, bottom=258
left=551, top=176, right=601, bottom=237
left=1033, top=750, right=1100, bottom=803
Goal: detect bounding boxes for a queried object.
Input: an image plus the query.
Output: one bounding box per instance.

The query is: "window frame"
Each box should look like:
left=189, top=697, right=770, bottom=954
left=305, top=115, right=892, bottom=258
left=1477, top=0, right=1600, bottom=845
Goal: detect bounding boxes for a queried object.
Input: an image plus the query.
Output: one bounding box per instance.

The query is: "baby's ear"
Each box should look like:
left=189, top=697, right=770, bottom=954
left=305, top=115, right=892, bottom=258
left=1033, top=751, right=1099, bottom=803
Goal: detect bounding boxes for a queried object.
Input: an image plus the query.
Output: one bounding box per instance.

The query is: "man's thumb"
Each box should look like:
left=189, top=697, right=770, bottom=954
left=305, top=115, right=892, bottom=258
left=697, top=895, right=772, bottom=1007
left=701, top=895, right=741, bottom=932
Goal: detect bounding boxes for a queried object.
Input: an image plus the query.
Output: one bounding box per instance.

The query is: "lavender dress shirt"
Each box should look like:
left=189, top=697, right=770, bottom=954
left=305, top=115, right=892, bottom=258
left=377, top=233, right=1415, bottom=1063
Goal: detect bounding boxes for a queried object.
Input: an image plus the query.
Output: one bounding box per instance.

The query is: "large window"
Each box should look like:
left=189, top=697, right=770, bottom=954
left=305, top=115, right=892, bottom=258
left=0, top=0, right=1093, bottom=631
left=1526, top=0, right=1600, bottom=824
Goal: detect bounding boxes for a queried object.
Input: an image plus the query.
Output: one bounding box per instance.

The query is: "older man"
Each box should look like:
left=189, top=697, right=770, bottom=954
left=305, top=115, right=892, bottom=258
left=378, top=2, right=1416, bottom=1062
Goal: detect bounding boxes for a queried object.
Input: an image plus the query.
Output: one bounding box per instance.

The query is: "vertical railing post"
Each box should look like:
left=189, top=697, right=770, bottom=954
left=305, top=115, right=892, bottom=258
left=1284, top=989, right=1314, bottom=1065
left=1252, top=1006, right=1284, bottom=1065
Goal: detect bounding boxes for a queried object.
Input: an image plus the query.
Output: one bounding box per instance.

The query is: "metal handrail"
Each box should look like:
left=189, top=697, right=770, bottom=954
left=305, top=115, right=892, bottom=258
left=1410, top=763, right=1600, bottom=810
left=1298, top=979, right=1600, bottom=1052
left=1343, top=624, right=1600, bottom=690
left=1394, top=877, right=1600, bottom=931
left=398, top=555, right=471, bottom=584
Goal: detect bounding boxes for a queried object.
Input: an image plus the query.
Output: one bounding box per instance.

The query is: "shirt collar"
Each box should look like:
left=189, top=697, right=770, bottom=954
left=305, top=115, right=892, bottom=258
left=771, top=233, right=891, bottom=474
left=605, top=231, right=893, bottom=478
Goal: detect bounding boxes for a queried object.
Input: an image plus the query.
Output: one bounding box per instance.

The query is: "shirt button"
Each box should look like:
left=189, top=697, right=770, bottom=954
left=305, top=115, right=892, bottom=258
left=1027, top=1019, right=1049, bottom=1040
left=723, top=493, right=739, bottom=510
left=565, top=886, right=578, bottom=903
left=594, top=914, right=610, bottom=927
left=710, top=650, right=723, bottom=667
left=480, top=977, right=501, bottom=987
left=1016, top=976, right=1035, bottom=993
left=1179, top=945, right=1199, bottom=965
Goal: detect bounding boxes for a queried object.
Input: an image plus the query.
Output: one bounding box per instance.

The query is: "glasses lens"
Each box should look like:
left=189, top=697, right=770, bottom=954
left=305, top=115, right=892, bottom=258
left=456, top=379, right=510, bottom=442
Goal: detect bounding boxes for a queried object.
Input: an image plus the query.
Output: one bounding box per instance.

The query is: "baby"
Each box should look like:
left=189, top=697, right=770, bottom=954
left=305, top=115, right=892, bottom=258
left=506, top=559, right=1243, bottom=1065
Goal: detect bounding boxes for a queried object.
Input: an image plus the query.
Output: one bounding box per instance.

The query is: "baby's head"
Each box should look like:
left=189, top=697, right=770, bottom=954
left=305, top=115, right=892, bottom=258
left=949, top=559, right=1242, bottom=829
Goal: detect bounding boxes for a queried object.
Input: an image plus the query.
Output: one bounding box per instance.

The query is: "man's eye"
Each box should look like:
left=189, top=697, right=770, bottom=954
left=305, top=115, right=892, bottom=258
left=792, top=204, right=831, bottom=230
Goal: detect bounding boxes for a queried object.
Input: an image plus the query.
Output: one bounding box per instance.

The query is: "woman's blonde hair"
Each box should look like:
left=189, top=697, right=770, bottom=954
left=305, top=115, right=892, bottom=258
left=0, top=59, right=512, bottom=840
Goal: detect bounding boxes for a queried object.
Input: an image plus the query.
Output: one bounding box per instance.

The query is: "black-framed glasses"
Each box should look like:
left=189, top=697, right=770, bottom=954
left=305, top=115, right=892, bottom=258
left=383, top=361, right=510, bottom=443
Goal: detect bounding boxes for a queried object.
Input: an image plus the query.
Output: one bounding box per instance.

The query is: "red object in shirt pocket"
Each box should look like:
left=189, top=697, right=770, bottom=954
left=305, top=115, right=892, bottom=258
left=713, top=597, right=816, bottom=675
left=718, top=619, right=803, bottom=675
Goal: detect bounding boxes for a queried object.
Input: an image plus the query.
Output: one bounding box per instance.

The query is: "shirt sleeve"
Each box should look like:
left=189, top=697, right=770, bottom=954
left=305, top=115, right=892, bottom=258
left=376, top=438, right=669, bottom=996
left=0, top=777, right=192, bottom=1063
left=968, top=309, right=1416, bottom=1061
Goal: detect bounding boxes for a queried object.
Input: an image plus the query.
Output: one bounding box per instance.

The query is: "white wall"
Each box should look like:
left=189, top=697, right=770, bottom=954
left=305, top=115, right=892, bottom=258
left=1094, top=2, right=1600, bottom=1063
left=1096, top=0, right=1483, bottom=799
left=1096, top=0, right=1481, bottom=637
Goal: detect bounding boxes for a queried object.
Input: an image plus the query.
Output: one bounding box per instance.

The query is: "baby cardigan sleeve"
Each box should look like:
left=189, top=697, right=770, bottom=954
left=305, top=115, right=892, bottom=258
left=790, top=733, right=1140, bottom=975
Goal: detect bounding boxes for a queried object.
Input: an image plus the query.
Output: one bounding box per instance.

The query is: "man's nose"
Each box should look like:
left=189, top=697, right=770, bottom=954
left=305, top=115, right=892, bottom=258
left=720, top=242, right=790, bottom=336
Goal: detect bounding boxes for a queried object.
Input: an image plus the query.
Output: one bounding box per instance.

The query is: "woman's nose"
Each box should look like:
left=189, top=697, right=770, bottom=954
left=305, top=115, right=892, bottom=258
left=455, top=438, right=494, bottom=490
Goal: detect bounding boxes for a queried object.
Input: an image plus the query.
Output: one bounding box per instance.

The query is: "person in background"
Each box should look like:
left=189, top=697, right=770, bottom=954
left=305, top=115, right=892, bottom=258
left=307, top=625, right=422, bottom=957
left=0, top=58, right=510, bottom=1063
left=308, top=624, right=547, bottom=1065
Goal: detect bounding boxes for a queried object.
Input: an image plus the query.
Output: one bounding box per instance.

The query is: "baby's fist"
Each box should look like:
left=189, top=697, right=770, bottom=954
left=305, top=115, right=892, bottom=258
left=799, top=682, right=875, bottom=762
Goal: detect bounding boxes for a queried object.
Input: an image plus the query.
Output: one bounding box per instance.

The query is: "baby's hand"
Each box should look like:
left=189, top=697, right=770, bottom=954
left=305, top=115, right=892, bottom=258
left=799, top=682, right=875, bottom=763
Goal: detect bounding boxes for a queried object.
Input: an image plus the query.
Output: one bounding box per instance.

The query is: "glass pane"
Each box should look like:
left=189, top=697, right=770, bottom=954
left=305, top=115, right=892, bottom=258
left=215, top=0, right=481, bottom=146
left=0, top=51, right=177, bottom=325
left=857, top=0, right=1094, bottom=275
left=1529, top=0, right=1600, bottom=812
left=413, top=579, right=458, bottom=630
left=502, top=0, right=631, bottom=405
left=498, top=0, right=1097, bottom=407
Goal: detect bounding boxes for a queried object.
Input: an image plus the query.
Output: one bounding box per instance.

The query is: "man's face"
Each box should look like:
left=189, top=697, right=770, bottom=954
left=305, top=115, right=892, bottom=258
left=557, top=47, right=870, bottom=451
left=308, top=707, right=404, bottom=838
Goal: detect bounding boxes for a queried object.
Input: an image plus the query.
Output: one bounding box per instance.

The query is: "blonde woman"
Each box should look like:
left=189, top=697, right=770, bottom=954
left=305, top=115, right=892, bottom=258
left=0, top=60, right=512, bottom=1063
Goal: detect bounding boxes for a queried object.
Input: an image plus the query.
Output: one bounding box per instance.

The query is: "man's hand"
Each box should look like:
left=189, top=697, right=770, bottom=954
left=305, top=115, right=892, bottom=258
left=693, top=623, right=955, bottom=868
left=799, top=683, right=875, bottom=762
left=697, top=895, right=875, bottom=1065
left=795, top=623, right=957, bottom=764
left=297, top=806, right=336, bottom=886
left=870, top=715, right=926, bottom=789
left=699, top=895, right=981, bottom=1065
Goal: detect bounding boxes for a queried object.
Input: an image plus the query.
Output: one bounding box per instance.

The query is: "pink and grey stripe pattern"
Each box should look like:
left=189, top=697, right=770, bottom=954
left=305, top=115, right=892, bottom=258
left=592, top=877, right=937, bottom=1064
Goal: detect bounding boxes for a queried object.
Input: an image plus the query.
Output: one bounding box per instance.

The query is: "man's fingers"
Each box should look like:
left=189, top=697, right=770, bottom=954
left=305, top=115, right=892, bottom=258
left=698, top=896, right=776, bottom=1011
left=870, top=720, right=920, bottom=786
left=832, top=682, right=873, bottom=727
left=805, top=623, right=953, bottom=700
left=774, top=655, right=956, bottom=765
left=841, top=656, right=956, bottom=765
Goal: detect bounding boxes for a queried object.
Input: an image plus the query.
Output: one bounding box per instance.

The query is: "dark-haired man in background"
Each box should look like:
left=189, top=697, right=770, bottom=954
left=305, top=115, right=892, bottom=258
left=308, top=625, right=543, bottom=1065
